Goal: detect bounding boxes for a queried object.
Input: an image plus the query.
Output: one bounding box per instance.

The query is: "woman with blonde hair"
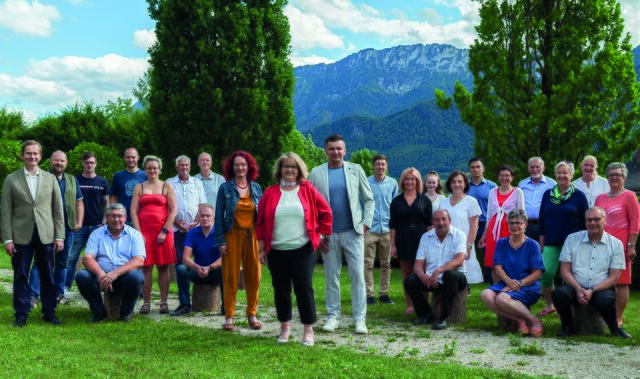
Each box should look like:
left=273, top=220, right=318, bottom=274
left=257, top=152, right=332, bottom=346
left=574, top=155, right=609, bottom=207
left=423, top=170, right=446, bottom=210
left=390, top=167, right=432, bottom=314
left=537, top=161, right=588, bottom=317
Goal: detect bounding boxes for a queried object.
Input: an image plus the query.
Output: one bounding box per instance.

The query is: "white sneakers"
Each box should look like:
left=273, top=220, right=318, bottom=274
left=355, top=320, right=368, bottom=334
left=323, top=317, right=368, bottom=334
left=322, top=317, right=339, bottom=332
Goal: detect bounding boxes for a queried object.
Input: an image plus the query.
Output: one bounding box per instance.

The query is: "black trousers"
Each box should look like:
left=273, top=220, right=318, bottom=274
left=403, top=270, right=467, bottom=321
left=12, top=227, right=57, bottom=320
left=552, top=284, right=619, bottom=334
left=267, top=242, right=317, bottom=325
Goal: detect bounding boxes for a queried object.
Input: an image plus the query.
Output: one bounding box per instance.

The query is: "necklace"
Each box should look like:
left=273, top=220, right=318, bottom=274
left=607, top=189, right=624, bottom=198
left=236, top=181, right=248, bottom=189
left=509, top=236, right=526, bottom=249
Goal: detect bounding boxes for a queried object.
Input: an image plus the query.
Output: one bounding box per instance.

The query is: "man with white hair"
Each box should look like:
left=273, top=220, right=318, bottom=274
left=518, top=157, right=556, bottom=241
left=167, top=155, right=207, bottom=316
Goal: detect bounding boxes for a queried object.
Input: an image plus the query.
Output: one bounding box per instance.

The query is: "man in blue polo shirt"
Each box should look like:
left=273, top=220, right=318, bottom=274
left=178, top=204, right=222, bottom=303
left=75, top=203, right=145, bottom=323
left=467, top=157, right=496, bottom=282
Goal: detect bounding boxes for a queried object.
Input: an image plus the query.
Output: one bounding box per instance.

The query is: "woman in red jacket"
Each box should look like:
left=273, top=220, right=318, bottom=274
left=257, top=152, right=332, bottom=347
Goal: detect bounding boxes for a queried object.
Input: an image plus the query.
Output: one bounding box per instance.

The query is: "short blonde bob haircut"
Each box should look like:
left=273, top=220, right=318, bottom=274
left=273, top=152, right=309, bottom=183
left=399, top=167, right=422, bottom=193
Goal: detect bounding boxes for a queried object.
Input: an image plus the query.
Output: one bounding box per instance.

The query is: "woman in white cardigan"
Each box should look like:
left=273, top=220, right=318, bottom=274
left=479, top=165, right=525, bottom=283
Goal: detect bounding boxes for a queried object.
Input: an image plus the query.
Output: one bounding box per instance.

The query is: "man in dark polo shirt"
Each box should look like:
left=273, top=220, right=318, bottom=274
left=66, top=152, right=109, bottom=292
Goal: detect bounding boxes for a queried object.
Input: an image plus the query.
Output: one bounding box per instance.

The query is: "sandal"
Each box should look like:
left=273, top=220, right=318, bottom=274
left=139, top=303, right=151, bottom=315
left=536, top=308, right=556, bottom=317
left=248, top=317, right=262, bottom=330
left=404, top=308, right=414, bottom=315
left=223, top=318, right=234, bottom=331
left=159, top=302, right=169, bottom=314
left=302, top=334, right=315, bottom=347
left=517, top=319, right=530, bottom=335
left=530, top=319, right=544, bottom=337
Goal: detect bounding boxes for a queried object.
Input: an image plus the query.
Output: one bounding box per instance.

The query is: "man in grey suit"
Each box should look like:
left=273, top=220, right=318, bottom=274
left=309, top=134, right=374, bottom=334
left=2, top=140, right=65, bottom=327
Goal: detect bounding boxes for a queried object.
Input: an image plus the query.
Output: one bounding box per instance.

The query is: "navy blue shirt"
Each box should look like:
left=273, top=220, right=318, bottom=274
left=538, top=188, right=589, bottom=247
left=110, top=170, right=146, bottom=221
left=184, top=226, right=219, bottom=266
left=77, top=175, right=109, bottom=226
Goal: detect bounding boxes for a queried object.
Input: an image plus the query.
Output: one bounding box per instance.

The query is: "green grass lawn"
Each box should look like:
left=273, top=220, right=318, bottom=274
left=0, top=251, right=637, bottom=377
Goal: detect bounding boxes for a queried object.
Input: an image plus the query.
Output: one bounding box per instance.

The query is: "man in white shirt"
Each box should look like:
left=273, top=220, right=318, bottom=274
left=403, top=209, right=467, bottom=330
left=167, top=155, right=207, bottom=316
left=552, top=207, right=630, bottom=338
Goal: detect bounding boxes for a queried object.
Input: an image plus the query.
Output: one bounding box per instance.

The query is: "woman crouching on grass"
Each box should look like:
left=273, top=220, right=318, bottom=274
left=256, top=152, right=332, bottom=346
left=480, top=209, right=545, bottom=336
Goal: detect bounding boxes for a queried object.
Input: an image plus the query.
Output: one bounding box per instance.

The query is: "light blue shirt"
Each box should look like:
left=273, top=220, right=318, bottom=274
left=85, top=224, right=146, bottom=272
left=195, top=172, right=225, bottom=207
left=518, top=175, right=556, bottom=220
left=367, top=175, right=399, bottom=234
left=468, top=177, right=497, bottom=222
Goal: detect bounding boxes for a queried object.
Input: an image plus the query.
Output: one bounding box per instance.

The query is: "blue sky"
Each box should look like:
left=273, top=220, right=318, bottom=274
left=1, top=0, right=639, bottom=121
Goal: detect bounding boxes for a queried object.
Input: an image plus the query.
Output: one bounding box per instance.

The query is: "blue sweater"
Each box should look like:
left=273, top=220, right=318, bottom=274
left=538, top=188, right=589, bottom=247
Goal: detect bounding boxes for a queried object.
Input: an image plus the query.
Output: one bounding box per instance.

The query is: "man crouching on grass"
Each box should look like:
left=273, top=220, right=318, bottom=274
left=75, top=203, right=145, bottom=323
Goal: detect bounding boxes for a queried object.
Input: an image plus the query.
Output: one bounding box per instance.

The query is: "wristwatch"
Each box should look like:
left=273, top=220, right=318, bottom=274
left=161, top=227, right=170, bottom=234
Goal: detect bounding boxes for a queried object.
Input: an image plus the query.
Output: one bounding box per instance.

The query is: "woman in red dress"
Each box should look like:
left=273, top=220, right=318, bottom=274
left=479, top=165, right=524, bottom=282
left=131, top=156, right=177, bottom=315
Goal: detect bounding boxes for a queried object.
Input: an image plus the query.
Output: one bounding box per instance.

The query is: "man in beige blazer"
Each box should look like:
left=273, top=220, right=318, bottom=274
left=2, top=140, right=65, bottom=327
left=309, top=134, right=374, bottom=334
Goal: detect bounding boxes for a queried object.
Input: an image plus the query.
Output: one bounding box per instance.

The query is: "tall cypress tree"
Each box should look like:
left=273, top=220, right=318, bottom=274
left=437, top=0, right=639, bottom=176
left=147, top=0, right=295, bottom=178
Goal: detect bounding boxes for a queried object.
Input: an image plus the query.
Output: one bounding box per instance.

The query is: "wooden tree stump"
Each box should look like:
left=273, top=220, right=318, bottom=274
left=192, top=284, right=220, bottom=313
left=103, top=291, right=122, bottom=320
left=572, top=303, right=607, bottom=335
left=497, top=315, right=520, bottom=333
left=430, top=289, right=467, bottom=324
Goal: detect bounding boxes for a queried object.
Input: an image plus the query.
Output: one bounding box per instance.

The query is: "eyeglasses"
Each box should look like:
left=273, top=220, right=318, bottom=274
left=508, top=221, right=525, bottom=225
left=607, top=173, right=623, bottom=178
left=283, top=165, right=298, bottom=170
left=586, top=217, right=603, bottom=223
left=83, top=161, right=96, bottom=165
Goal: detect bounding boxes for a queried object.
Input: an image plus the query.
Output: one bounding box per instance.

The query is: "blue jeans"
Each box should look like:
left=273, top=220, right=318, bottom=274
left=29, top=230, right=74, bottom=300
left=75, top=269, right=143, bottom=318
left=174, top=232, right=191, bottom=306
left=66, top=225, right=100, bottom=289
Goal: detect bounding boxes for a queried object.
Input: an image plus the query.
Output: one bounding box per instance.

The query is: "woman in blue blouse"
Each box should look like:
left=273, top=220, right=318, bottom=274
left=537, top=161, right=588, bottom=317
left=481, top=209, right=545, bottom=336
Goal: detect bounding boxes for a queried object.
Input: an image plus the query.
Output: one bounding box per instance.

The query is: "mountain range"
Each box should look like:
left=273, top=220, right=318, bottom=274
left=294, top=43, right=640, bottom=178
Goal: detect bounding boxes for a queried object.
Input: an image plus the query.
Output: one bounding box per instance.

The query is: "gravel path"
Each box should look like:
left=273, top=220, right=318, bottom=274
left=2, top=269, right=638, bottom=379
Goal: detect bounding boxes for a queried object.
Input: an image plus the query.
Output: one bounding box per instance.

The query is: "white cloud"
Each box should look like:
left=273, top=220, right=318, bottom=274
left=0, top=73, right=76, bottom=106
left=133, top=28, right=157, bottom=50
left=0, top=54, right=149, bottom=119
left=289, top=0, right=479, bottom=48
left=290, top=54, right=335, bottom=67
left=285, top=5, right=344, bottom=50
left=0, top=0, right=61, bottom=37
left=619, top=0, right=640, bottom=47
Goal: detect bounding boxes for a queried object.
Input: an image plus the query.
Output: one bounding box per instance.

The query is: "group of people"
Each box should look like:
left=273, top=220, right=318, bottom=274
left=2, top=136, right=637, bottom=344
